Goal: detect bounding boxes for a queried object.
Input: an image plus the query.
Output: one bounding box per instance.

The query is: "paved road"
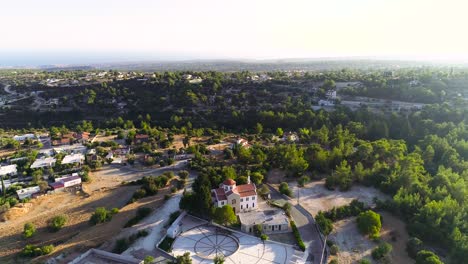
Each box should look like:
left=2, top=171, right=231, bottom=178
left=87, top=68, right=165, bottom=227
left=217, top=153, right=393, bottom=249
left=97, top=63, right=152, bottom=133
left=120, top=166, right=197, bottom=255
left=267, top=184, right=325, bottom=264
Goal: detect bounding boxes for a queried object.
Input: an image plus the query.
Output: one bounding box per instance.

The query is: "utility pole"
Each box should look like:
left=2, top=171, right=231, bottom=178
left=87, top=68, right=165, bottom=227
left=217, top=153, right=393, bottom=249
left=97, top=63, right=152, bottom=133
left=320, top=235, right=327, bottom=264
left=297, top=186, right=300, bottom=204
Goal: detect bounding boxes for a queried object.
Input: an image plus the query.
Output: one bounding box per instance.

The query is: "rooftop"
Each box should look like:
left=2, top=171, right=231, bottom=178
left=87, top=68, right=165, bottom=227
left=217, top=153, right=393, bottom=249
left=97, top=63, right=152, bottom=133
left=61, top=153, right=85, bottom=164
left=70, top=249, right=143, bottom=264
left=223, top=179, right=236, bottom=186
left=238, top=210, right=289, bottom=226
left=0, top=164, right=17, bottom=176
left=234, top=183, right=256, bottom=197
left=30, top=157, right=56, bottom=169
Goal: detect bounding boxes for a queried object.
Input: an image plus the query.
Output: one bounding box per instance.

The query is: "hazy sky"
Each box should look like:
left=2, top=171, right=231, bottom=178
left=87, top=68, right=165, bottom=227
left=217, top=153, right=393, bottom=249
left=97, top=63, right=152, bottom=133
left=1, top=0, right=468, bottom=64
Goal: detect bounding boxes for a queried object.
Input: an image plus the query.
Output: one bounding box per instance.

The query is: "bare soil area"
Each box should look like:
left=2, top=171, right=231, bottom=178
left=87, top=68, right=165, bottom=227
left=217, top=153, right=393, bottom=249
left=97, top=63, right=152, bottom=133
left=168, top=134, right=210, bottom=150
left=0, top=166, right=174, bottom=264
left=290, top=179, right=390, bottom=216
left=329, top=211, right=412, bottom=264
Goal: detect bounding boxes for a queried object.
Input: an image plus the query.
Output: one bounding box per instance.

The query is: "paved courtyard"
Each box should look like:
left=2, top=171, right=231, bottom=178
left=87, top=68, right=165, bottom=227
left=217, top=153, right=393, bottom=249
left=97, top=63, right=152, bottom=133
left=171, top=215, right=305, bottom=264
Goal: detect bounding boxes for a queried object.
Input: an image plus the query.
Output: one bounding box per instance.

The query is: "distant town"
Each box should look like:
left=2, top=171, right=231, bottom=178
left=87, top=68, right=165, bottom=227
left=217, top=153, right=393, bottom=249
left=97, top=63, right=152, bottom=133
left=0, top=64, right=465, bottom=264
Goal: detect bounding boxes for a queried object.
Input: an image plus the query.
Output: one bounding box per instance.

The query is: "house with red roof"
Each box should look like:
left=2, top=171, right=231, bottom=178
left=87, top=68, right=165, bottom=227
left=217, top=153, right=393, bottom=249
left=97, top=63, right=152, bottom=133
left=211, top=177, right=257, bottom=214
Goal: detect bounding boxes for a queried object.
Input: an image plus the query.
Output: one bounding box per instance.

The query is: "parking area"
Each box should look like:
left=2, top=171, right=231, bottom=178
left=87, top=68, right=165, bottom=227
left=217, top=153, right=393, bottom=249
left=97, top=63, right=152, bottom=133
left=171, top=215, right=305, bottom=264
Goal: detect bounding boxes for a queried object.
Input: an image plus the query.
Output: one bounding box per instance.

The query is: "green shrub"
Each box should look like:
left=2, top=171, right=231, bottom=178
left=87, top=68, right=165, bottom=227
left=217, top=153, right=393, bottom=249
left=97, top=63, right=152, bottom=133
left=415, top=250, right=444, bottom=264
left=158, top=236, right=175, bottom=252
left=323, top=199, right=367, bottom=221
left=49, top=215, right=67, bottom=232
left=407, top=237, right=423, bottom=258
left=113, top=238, right=130, bottom=253
left=125, top=207, right=152, bottom=227
left=372, top=242, right=392, bottom=260
left=357, top=210, right=381, bottom=239
left=358, top=260, right=371, bottom=264
left=144, top=256, right=155, bottom=264
left=291, top=221, right=306, bottom=251
left=114, top=230, right=149, bottom=253
left=330, top=244, right=339, bottom=255
left=178, top=170, right=189, bottom=179
left=22, top=244, right=54, bottom=257
left=133, top=188, right=147, bottom=199
left=329, top=260, right=338, bottom=264
left=315, top=212, right=333, bottom=235
left=168, top=211, right=181, bottom=225
left=90, top=207, right=117, bottom=225
left=279, top=182, right=293, bottom=197
left=260, top=234, right=269, bottom=241
left=23, top=222, right=36, bottom=238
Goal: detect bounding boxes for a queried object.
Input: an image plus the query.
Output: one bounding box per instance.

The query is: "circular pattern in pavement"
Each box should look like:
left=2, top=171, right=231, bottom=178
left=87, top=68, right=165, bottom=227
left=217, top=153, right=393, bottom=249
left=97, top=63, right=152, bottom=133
left=194, top=233, right=239, bottom=259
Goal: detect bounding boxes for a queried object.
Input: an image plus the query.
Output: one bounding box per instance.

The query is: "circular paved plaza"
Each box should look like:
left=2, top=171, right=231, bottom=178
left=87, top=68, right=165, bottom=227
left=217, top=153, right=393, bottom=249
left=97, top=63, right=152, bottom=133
left=171, top=217, right=304, bottom=264
left=194, top=233, right=239, bottom=259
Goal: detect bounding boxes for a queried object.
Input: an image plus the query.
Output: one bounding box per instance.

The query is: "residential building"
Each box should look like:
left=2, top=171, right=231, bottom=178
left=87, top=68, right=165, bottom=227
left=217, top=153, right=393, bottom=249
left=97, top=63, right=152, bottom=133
left=114, top=147, right=131, bottom=156
left=30, top=157, right=56, bottom=169
left=53, top=144, right=87, bottom=154
left=318, top=99, right=335, bottom=107
left=55, top=175, right=82, bottom=188
left=52, top=137, right=72, bottom=146
left=13, top=134, right=36, bottom=141
left=134, top=134, right=149, bottom=144
left=0, top=164, right=17, bottom=177
left=282, top=132, right=299, bottom=142
left=239, top=210, right=290, bottom=234
left=16, top=186, right=41, bottom=200
left=211, top=177, right=257, bottom=214
left=74, top=132, right=91, bottom=142
left=61, top=153, right=85, bottom=165
left=231, top=138, right=249, bottom=149
left=326, top=90, right=337, bottom=100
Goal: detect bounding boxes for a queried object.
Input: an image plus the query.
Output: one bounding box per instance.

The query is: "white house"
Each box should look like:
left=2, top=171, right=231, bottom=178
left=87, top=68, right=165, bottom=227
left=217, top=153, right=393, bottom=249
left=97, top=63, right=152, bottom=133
left=318, top=99, right=335, bottom=107
left=13, top=134, right=36, bottom=141
left=211, top=177, right=257, bottom=214
left=30, top=157, right=56, bottom=169
left=239, top=210, right=290, bottom=234
left=0, top=164, right=17, bottom=177
left=326, top=90, right=337, bottom=100
left=53, top=144, right=87, bottom=155
left=16, top=186, right=41, bottom=200
left=55, top=175, right=82, bottom=188
left=61, top=153, right=85, bottom=165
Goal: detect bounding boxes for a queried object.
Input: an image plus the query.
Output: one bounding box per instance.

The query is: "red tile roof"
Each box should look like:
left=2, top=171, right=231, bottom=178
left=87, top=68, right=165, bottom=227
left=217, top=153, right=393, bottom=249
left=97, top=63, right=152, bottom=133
left=49, top=182, right=64, bottom=189
left=214, top=187, right=227, bottom=201
left=235, top=183, right=256, bottom=197
left=223, top=179, right=236, bottom=185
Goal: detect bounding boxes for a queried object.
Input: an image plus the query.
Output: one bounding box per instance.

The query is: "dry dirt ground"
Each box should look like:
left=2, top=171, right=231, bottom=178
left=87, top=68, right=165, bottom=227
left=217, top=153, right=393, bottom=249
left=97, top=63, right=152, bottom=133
left=92, top=134, right=117, bottom=143
left=290, top=179, right=390, bottom=216
left=0, top=166, right=175, bottom=264
left=329, top=211, right=412, bottom=264
left=267, top=170, right=389, bottom=216
left=168, top=135, right=210, bottom=150
left=0, top=149, right=16, bottom=158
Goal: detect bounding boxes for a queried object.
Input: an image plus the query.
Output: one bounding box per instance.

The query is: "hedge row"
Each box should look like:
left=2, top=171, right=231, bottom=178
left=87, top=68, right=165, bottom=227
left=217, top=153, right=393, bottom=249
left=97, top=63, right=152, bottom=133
left=291, top=221, right=306, bottom=251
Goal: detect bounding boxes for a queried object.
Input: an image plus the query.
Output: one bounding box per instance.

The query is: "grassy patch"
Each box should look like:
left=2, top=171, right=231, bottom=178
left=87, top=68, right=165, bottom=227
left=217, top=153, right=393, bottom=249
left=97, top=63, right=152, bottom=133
left=158, top=236, right=175, bottom=252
